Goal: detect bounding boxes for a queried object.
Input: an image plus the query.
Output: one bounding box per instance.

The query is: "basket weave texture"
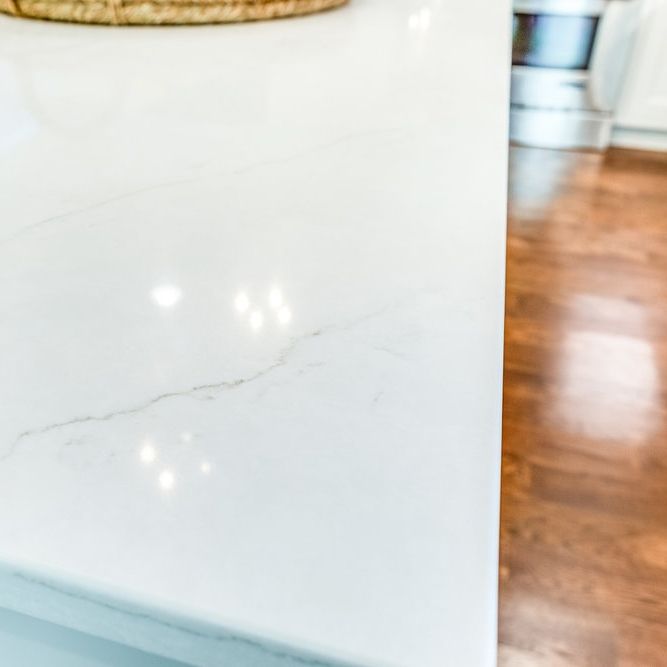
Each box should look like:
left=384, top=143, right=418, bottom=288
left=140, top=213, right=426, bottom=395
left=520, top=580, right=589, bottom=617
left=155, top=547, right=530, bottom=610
left=0, top=0, right=348, bottom=25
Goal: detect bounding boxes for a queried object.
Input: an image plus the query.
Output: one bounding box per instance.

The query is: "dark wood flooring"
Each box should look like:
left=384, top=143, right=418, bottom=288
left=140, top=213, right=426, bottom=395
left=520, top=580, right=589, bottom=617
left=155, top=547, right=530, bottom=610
left=499, top=146, right=667, bottom=666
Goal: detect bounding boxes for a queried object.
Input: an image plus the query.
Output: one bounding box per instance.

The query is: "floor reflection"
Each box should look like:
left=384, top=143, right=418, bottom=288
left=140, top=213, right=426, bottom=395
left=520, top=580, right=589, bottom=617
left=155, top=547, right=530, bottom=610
left=500, top=146, right=667, bottom=664
left=555, top=329, right=659, bottom=443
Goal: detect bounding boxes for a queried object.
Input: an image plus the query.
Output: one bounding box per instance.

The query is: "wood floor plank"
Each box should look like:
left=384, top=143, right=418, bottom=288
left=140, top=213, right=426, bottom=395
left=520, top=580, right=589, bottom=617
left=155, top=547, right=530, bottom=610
left=499, top=146, right=667, bottom=666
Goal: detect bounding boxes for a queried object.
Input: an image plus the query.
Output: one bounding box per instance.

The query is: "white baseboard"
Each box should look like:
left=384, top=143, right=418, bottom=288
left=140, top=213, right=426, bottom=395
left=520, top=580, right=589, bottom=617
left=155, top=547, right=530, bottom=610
left=611, top=127, right=667, bottom=152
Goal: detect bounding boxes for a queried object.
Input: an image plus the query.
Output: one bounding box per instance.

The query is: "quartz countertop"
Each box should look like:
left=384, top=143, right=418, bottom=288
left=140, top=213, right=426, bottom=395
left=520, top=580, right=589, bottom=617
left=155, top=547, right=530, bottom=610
left=0, top=2, right=510, bottom=665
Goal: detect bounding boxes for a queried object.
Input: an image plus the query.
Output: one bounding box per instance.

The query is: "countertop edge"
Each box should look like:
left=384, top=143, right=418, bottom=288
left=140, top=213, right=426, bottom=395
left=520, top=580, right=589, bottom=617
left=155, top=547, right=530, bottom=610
left=0, top=556, right=371, bottom=667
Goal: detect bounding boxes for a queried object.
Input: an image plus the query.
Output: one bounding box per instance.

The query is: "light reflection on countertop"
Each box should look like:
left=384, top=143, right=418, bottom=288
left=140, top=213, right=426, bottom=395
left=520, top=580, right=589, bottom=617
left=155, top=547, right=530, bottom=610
left=408, top=6, right=432, bottom=32
left=235, top=285, right=294, bottom=334
left=137, top=431, right=216, bottom=494
left=151, top=285, right=183, bottom=309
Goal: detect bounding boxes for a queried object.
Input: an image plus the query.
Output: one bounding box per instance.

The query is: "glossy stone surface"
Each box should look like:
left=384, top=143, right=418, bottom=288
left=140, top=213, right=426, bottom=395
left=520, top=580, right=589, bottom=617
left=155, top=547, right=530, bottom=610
left=0, top=2, right=510, bottom=665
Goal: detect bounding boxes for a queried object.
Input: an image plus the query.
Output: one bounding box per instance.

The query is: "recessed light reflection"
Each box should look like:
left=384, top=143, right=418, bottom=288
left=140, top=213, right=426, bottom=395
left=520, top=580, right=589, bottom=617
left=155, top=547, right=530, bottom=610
left=235, top=292, right=250, bottom=313
left=151, top=285, right=182, bottom=308
left=139, top=442, right=157, bottom=464
left=159, top=469, right=175, bottom=491
left=249, top=310, right=264, bottom=330
left=269, top=287, right=284, bottom=310
left=200, top=462, right=212, bottom=475
left=234, top=285, right=294, bottom=332
left=180, top=431, right=193, bottom=444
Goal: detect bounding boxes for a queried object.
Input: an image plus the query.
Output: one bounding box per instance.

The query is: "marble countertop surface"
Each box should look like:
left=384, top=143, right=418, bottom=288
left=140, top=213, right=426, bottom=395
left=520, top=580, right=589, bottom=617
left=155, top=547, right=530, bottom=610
left=0, top=2, right=510, bottom=665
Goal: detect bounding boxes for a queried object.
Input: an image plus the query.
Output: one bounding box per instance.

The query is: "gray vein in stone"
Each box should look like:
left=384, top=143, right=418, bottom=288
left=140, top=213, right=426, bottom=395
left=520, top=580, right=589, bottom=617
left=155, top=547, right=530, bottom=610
left=2, top=127, right=408, bottom=248
left=2, top=297, right=405, bottom=464
left=372, top=345, right=408, bottom=361
left=0, top=178, right=194, bottom=247
left=0, top=330, right=320, bottom=463
left=231, top=127, right=405, bottom=176
left=12, top=571, right=356, bottom=667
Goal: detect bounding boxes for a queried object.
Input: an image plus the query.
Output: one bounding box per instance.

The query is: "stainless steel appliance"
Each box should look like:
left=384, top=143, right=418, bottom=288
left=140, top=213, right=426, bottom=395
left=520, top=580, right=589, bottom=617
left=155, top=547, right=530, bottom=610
left=511, top=0, right=640, bottom=149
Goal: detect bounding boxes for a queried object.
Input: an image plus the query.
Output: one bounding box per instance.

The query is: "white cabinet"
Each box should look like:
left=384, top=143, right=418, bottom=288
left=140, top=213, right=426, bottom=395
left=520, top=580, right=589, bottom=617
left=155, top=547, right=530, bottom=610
left=613, top=0, right=667, bottom=148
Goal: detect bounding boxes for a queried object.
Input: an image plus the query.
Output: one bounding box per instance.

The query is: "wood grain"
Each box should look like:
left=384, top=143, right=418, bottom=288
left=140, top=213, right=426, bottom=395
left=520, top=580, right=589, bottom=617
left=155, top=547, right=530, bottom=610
left=499, top=146, right=667, bottom=667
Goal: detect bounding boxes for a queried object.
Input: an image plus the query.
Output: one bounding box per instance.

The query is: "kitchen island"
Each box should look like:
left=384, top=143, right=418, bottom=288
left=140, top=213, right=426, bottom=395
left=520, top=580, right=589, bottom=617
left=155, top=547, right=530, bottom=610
left=0, top=1, right=511, bottom=665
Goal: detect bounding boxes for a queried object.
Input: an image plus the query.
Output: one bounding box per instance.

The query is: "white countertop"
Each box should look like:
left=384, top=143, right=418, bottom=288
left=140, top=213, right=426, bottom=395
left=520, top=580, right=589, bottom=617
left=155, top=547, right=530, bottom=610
left=0, top=3, right=510, bottom=666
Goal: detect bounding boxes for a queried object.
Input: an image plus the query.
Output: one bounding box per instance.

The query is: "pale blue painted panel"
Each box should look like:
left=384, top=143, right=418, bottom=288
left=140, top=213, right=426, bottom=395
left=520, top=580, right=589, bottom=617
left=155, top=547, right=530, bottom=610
left=0, top=607, right=190, bottom=667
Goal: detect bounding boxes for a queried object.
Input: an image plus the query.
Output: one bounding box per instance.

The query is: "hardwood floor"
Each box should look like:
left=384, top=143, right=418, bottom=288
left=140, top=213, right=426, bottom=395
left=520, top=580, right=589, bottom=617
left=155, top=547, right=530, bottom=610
left=499, top=146, right=667, bottom=667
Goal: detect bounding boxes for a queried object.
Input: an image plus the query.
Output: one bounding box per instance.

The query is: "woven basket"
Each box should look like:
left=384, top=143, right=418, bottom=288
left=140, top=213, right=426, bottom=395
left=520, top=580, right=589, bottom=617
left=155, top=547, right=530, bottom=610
left=0, top=0, right=348, bottom=25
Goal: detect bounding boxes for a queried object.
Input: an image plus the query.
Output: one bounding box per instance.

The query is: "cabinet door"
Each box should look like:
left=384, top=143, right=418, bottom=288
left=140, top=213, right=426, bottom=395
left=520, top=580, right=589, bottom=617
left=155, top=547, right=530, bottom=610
left=615, top=0, right=667, bottom=131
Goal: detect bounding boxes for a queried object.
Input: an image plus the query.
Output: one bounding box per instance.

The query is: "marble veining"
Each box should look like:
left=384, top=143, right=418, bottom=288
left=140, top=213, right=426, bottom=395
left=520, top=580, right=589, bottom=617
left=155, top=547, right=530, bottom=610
left=4, top=300, right=399, bottom=464
left=0, top=1, right=510, bottom=665
left=3, top=327, right=322, bottom=462
left=0, top=179, right=196, bottom=247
